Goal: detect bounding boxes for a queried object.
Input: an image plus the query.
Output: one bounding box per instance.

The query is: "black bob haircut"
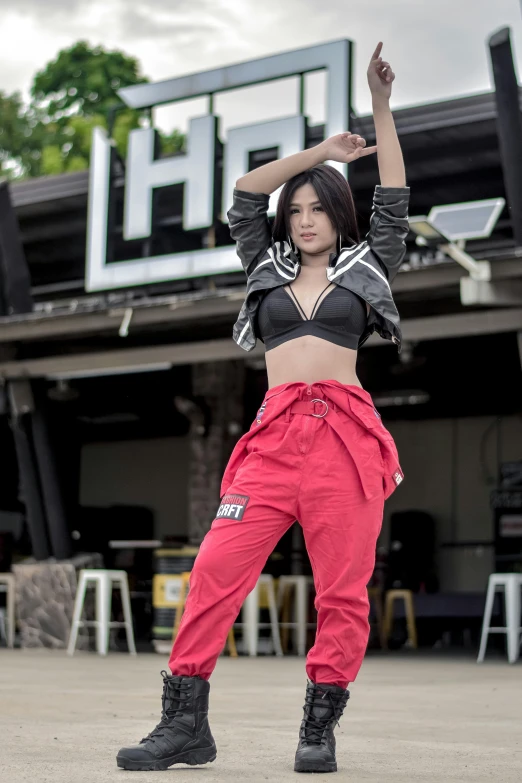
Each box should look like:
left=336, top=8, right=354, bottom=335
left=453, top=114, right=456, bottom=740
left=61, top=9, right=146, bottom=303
left=272, top=163, right=360, bottom=249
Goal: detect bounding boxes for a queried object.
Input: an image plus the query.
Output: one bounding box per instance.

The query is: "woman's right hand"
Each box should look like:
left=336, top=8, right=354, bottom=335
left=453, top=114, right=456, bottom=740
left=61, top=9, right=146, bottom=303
left=319, top=132, right=377, bottom=164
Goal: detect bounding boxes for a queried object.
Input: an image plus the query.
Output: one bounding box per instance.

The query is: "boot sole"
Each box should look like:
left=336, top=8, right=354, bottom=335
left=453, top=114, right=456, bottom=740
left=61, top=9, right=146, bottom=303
left=294, top=759, right=337, bottom=773
left=117, top=746, right=216, bottom=771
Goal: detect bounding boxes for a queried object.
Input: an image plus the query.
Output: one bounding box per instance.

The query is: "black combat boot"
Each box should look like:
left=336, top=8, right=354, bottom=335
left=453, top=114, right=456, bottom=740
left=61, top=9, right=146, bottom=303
left=294, top=681, right=350, bottom=773
left=116, top=671, right=217, bottom=771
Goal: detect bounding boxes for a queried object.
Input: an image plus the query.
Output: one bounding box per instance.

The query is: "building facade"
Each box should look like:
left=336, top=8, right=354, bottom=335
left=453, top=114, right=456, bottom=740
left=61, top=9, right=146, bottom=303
left=1, top=40, right=521, bottom=604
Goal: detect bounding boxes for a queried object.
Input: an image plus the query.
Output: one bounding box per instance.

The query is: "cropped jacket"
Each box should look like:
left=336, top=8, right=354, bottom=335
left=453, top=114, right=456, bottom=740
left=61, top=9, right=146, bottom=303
left=226, top=184, right=410, bottom=352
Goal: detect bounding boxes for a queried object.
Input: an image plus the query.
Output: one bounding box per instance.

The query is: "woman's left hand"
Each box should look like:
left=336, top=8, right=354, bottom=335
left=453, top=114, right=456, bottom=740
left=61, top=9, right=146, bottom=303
left=367, top=42, right=395, bottom=100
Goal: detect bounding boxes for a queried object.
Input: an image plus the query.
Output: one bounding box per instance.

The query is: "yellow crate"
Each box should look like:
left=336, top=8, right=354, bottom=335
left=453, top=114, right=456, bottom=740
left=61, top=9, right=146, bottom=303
left=153, top=573, right=278, bottom=609
left=153, top=574, right=189, bottom=608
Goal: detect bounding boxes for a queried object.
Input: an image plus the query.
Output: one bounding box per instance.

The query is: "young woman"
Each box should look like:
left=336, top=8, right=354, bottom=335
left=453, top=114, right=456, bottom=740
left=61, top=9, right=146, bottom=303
left=117, top=42, right=410, bottom=775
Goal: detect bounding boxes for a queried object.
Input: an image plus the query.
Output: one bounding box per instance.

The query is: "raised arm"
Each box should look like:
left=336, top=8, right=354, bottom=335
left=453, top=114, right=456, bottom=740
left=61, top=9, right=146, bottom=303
left=235, top=134, right=377, bottom=195
left=358, top=42, right=409, bottom=282
left=367, top=42, right=406, bottom=188
left=228, top=133, right=377, bottom=276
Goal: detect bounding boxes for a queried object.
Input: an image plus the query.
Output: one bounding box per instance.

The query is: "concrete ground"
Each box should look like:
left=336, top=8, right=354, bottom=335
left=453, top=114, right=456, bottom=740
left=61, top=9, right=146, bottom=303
left=0, top=650, right=521, bottom=783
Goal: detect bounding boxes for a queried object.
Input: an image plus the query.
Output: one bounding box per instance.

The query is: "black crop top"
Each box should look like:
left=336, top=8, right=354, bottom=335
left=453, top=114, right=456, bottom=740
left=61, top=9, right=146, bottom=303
left=257, top=283, right=367, bottom=351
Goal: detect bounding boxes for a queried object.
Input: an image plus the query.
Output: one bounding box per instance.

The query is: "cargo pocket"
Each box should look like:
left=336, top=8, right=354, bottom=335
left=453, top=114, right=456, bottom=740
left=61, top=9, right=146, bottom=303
left=348, top=396, right=395, bottom=446
left=347, top=395, right=381, bottom=429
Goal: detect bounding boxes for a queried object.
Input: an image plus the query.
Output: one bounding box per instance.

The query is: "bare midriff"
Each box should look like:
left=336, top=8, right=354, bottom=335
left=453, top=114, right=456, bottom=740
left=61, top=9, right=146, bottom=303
left=264, top=336, right=362, bottom=389
left=260, top=266, right=368, bottom=389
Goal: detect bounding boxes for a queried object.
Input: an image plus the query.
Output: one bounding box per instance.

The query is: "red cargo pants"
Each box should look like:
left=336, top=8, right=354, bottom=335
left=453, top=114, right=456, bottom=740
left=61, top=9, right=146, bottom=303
left=168, top=380, right=403, bottom=688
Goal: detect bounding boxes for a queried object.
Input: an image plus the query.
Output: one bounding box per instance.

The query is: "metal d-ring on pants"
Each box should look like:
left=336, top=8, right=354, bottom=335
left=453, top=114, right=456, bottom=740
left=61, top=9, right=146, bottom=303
left=169, top=380, right=403, bottom=688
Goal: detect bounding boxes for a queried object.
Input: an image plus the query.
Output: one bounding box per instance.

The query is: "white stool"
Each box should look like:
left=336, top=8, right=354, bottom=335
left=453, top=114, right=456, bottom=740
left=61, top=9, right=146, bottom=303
left=276, top=575, right=315, bottom=656
left=478, top=573, right=522, bottom=664
left=67, top=569, right=136, bottom=656
left=234, top=574, right=283, bottom=657
left=0, top=574, right=15, bottom=649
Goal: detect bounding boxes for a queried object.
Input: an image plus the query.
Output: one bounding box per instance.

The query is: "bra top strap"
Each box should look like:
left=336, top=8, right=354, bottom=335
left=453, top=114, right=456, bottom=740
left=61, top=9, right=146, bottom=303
left=310, top=283, right=334, bottom=319
left=288, top=282, right=334, bottom=320
left=287, top=285, right=309, bottom=320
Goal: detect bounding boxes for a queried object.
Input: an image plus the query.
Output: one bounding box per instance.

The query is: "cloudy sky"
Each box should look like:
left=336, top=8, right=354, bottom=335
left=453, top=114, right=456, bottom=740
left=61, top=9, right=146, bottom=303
left=2, top=0, right=522, bottom=135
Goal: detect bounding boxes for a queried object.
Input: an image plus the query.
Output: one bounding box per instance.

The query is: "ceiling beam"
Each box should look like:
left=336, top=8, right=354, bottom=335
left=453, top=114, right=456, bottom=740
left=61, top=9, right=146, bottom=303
left=1, top=307, right=522, bottom=380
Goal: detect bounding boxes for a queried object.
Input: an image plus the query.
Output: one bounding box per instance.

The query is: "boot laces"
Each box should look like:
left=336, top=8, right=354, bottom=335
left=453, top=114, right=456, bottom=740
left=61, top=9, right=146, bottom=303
left=140, top=671, right=193, bottom=743
left=301, top=686, right=345, bottom=745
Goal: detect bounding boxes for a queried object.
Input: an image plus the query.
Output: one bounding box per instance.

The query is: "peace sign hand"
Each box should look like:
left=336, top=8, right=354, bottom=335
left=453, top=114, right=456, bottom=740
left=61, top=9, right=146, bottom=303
left=367, top=42, right=395, bottom=100
left=319, top=132, right=377, bottom=164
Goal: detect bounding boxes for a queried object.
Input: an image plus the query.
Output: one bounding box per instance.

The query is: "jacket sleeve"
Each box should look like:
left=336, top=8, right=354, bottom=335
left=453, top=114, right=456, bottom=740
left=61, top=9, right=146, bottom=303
left=226, top=189, right=272, bottom=277
left=365, top=186, right=410, bottom=284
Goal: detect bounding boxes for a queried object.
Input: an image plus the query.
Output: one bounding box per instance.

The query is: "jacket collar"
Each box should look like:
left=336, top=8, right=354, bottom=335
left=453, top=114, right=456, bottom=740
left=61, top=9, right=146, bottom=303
left=281, top=240, right=296, bottom=260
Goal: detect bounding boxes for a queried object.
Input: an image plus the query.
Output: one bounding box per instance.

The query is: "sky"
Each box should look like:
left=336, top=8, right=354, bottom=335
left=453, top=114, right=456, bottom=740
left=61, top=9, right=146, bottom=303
left=1, top=0, right=522, bottom=137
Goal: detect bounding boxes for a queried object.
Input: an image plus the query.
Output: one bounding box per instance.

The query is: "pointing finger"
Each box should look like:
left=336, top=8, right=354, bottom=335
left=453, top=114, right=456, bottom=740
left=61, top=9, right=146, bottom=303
left=371, top=42, right=383, bottom=61
left=360, top=146, right=377, bottom=157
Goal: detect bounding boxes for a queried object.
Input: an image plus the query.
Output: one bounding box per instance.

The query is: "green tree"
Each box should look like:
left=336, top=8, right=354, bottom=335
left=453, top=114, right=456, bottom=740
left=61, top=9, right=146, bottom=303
left=161, top=128, right=186, bottom=156
left=26, top=41, right=149, bottom=177
left=39, top=111, right=144, bottom=175
left=30, top=40, right=148, bottom=123
left=0, top=91, right=39, bottom=178
left=0, top=41, right=185, bottom=179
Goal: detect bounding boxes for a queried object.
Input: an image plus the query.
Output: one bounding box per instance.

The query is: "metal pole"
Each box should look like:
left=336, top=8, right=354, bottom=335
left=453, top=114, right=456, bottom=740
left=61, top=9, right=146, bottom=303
left=439, top=244, right=491, bottom=280
left=10, top=417, right=51, bottom=561
left=0, top=183, right=33, bottom=316
left=31, top=408, right=73, bottom=560
left=488, top=27, right=522, bottom=247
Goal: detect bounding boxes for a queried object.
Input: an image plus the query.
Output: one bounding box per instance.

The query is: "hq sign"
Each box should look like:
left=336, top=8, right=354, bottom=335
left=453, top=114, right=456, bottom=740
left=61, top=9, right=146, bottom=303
left=86, top=40, right=352, bottom=292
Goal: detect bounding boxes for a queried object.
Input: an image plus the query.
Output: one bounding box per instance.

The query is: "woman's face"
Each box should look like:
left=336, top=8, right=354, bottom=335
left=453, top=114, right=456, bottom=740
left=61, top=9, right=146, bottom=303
left=287, top=183, right=337, bottom=260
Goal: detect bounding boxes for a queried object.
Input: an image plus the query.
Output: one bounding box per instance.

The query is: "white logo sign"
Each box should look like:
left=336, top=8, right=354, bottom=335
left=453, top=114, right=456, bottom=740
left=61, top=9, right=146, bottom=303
left=86, top=40, right=352, bottom=292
